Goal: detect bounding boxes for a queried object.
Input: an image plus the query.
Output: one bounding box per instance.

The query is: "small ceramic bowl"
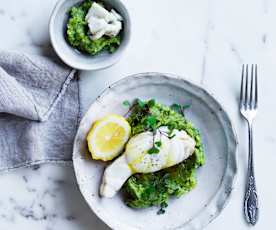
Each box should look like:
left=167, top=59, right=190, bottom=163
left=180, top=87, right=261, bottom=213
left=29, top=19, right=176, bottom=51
left=49, top=0, right=131, bottom=70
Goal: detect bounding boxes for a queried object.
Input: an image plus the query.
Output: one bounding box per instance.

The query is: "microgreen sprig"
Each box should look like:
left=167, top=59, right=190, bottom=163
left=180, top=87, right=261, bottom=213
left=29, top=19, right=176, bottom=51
left=170, top=103, right=191, bottom=116
left=148, top=140, right=162, bottom=155
left=122, top=100, right=131, bottom=107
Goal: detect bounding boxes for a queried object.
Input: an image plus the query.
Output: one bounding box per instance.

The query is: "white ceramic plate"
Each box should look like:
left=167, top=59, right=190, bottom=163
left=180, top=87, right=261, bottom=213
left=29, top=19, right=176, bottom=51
left=73, top=73, right=238, bottom=230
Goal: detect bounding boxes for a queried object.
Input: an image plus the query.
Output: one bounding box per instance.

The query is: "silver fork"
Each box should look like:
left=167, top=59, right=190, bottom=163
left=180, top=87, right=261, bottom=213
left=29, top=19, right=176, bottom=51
left=240, top=64, right=259, bottom=225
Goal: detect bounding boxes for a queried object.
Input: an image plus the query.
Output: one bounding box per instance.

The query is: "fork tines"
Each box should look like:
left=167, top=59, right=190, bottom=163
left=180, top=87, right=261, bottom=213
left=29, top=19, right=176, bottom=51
left=240, top=64, right=258, bottom=110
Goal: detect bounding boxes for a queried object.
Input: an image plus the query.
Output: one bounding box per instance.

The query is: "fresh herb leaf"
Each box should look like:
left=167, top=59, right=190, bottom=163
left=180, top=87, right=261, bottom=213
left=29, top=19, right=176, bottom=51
left=170, top=103, right=191, bottom=116
left=148, top=99, right=156, bottom=108
left=148, top=146, right=160, bottom=154
left=182, top=104, right=191, bottom=110
left=155, top=141, right=162, bottom=147
left=161, top=202, right=168, bottom=208
left=170, top=103, right=182, bottom=114
left=148, top=140, right=162, bottom=155
left=157, top=208, right=165, bottom=215
left=157, top=202, right=168, bottom=215
left=145, top=115, right=157, bottom=130
left=136, top=99, right=146, bottom=108
left=123, top=100, right=131, bottom=107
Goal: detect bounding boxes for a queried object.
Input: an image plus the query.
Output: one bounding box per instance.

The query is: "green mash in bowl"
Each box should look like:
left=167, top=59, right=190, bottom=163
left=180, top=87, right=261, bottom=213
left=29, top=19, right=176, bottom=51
left=123, top=99, right=205, bottom=213
left=67, top=0, right=121, bottom=55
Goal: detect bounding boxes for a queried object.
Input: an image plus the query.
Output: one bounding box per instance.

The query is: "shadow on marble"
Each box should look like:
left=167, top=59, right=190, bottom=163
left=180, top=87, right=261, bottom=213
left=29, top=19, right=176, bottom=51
left=57, top=165, right=110, bottom=230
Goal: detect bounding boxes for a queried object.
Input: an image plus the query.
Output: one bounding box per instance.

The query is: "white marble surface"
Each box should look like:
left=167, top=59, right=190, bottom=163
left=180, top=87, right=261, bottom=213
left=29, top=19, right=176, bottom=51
left=0, top=0, right=275, bottom=229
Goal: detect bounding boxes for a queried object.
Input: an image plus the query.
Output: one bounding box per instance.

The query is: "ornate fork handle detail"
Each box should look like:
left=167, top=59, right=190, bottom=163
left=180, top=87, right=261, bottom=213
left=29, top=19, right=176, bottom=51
left=244, top=122, right=258, bottom=225
left=244, top=174, right=258, bottom=225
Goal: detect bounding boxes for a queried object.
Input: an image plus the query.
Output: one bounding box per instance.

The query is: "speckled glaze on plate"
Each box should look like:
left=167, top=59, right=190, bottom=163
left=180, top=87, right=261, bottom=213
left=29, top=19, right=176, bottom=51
left=73, top=73, right=238, bottom=230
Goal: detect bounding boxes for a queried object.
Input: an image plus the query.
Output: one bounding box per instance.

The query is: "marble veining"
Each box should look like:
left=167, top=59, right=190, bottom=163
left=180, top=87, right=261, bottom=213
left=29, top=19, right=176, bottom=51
left=0, top=0, right=276, bottom=229
left=200, top=1, right=213, bottom=85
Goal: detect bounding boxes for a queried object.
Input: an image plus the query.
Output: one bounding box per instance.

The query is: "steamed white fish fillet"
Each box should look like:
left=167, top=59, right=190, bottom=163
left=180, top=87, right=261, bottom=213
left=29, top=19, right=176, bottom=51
left=105, top=20, right=122, bottom=37
left=87, top=18, right=108, bottom=40
left=110, top=9, right=123, bottom=21
left=85, top=2, right=123, bottom=40
left=87, top=17, right=107, bottom=34
left=100, top=127, right=196, bottom=198
left=85, top=2, right=111, bottom=22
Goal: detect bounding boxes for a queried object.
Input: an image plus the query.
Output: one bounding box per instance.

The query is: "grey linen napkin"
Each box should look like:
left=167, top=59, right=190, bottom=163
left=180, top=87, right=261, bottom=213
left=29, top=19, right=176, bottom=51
left=0, top=51, right=79, bottom=172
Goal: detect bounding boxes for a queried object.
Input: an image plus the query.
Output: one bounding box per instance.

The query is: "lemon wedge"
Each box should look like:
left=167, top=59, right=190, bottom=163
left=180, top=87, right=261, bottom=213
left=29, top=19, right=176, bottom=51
left=87, top=114, right=131, bottom=161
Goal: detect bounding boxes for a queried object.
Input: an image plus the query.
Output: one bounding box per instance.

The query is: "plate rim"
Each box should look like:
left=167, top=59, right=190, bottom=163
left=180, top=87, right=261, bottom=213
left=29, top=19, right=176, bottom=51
left=73, top=72, right=238, bottom=230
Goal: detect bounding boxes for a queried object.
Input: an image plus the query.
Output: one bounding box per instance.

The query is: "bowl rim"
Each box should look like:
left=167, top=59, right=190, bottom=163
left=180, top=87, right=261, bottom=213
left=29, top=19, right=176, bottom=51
left=49, top=0, right=131, bottom=70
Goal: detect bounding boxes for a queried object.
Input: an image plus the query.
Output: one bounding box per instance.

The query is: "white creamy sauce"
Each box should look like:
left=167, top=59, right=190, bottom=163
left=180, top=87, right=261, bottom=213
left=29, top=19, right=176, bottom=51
left=85, top=2, right=123, bottom=40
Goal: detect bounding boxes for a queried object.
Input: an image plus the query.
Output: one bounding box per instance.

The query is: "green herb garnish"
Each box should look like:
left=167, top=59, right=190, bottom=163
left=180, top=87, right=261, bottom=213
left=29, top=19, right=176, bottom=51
left=136, top=99, right=146, bottom=108
left=157, top=202, right=168, bottom=215
left=144, top=115, right=157, bottom=130
left=123, top=100, right=131, bottom=107
left=147, top=99, right=156, bottom=108
left=147, top=140, right=162, bottom=154
left=155, top=141, right=162, bottom=147
left=182, top=104, right=191, bottom=110
left=147, top=146, right=160, bottom=154
left=170, top=103, right=191, bottom=116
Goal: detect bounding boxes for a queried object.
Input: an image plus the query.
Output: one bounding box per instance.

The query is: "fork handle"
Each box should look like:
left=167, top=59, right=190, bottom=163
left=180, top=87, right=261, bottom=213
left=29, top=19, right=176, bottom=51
left=244, top=123, right=259, bottom=225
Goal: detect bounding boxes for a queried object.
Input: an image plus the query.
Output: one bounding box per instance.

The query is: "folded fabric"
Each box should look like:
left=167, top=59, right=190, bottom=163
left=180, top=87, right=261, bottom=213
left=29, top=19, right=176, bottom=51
left=0, top=51, right=79, bottom=172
